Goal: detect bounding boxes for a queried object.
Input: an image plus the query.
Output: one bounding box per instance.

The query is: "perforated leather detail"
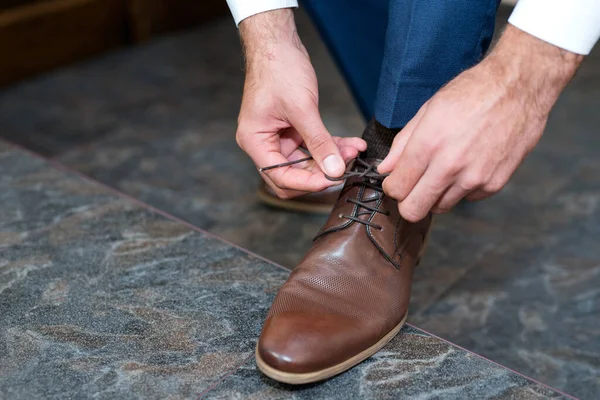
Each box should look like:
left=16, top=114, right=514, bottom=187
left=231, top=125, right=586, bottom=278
left=267, top=275, right=410, bottom=326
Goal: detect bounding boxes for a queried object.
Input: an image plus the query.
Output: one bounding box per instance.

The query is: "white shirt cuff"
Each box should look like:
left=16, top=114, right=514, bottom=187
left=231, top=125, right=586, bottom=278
left=226, top=0, right=299, bottom=26
left=508, top=0, right=600, bottom=55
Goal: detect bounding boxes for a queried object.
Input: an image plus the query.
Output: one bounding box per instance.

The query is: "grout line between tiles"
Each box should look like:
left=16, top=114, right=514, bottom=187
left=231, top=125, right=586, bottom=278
left=406, top=323, right=580, bottom=400
left=0, top=137, right=579, bottom=399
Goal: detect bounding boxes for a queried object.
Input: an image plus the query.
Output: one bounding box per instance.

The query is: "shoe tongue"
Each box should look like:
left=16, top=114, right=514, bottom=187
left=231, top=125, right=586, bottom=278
left=356, top=155, right=383, bottom=166
left=347, top=157, right=384, bottom=201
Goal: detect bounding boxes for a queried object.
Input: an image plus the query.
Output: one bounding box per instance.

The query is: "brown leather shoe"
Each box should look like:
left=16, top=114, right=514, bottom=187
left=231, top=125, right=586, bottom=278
left=256, top=158, right=432, bottom=384
left=257, top=181, right=341, bottom=214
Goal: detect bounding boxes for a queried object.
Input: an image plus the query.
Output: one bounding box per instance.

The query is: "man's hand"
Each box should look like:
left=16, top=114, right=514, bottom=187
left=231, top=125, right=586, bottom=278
left=378, top=25, right=583, bottom=222
left=236, top=9, right=366, bottom=199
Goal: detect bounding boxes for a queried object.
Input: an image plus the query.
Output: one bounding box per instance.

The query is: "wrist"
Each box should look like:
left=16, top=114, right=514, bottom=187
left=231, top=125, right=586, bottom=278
left=484, top=25, right=583, bottom=114
left=239, top=9, right=302, bottom=65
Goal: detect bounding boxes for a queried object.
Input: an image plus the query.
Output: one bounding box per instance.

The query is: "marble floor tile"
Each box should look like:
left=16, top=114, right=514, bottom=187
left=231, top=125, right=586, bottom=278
left=0, top=143, right=570, bottom=399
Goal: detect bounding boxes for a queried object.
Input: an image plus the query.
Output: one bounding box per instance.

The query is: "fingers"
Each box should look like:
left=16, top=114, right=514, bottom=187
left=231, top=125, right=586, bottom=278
left=382, top=133, right=431, bottom=205
left=429, top=166, right=512, bottom=214
left=279, top=130, right=366, bottom=159
left=278, top=128, right=305, bottom=157
left=238, top=100, right=365, bottom=194
left=335, top=136, right=367, bottom=163
left=397, top=160, right=454, bottom=222
left=288, top=104, right=346, bottom=178
left=431, top=185, right=469, bottom=214
left=379, top=108, right=450, bottom=220
left=262, top=145, right=346, bottom=199
left=465, top=170, right=510, bottom=203
left=277, top=134, right=363, bottom=169
left=239, top=130, right=332, bottom=193
left=265, top=164, right=334, bottom=192
left=260, top=172, right=309, bottom=200
left=241, top=127, right=362, bottom=194
left=334, top=136, right=367, bottom=152
left=339, top=146, right=361, bottom=162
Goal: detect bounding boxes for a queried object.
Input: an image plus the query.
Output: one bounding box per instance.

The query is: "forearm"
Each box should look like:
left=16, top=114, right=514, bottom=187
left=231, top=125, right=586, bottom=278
left=239, top=9, right=302, bottom=67
left=482, top=25, right=584, bottom=116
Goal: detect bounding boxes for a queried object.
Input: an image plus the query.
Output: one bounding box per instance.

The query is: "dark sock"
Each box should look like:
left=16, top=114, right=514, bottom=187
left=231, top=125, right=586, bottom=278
left=361, top=118, right=401, bottom=160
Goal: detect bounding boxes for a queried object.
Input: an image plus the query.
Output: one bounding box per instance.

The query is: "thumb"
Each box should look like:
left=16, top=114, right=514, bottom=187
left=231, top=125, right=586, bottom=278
left=377, top=130, right=412, bottom=173
left=378, top=102, right=428, bottom=173
left=289, top=105, right=345, bottom=178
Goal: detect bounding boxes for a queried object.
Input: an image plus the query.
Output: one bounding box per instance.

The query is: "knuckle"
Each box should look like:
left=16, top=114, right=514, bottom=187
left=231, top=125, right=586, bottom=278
left=459, top=172, right=484, bottom=191
left=427, top=135, right=444, bottom=152
left=383, top=180, right=404, bottom=201
left=235, top=125, right=251, bottom=149
left=439, top=154, right=464, bottom=177
left=308, top=134, right=330, bottom=152
left=422, top=138, right=439, bottom=154
left=484, top=179, right=505, bottom=194
left=447, top=162, right=463, bottom=178
left=428, top=174, right=448, bottom=191
left=235, top=132, right=245, bottom=150
left=268, top=180, right=291, bottom=199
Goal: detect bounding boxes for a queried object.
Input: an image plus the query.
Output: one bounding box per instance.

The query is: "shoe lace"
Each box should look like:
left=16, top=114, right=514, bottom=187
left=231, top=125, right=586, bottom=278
left=259, top=156, right=390, bottom=230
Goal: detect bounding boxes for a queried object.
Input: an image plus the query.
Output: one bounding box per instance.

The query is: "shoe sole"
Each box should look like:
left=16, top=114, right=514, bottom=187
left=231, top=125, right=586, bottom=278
left=256, top=186, right=333, bottom=215
left=255, top=312, right=408, bottom=385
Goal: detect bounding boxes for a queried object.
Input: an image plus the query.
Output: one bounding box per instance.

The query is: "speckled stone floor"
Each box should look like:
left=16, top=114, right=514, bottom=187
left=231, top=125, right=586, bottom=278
left=0, top=142, right=569, bottom=399
left=0, top=4, right=598, bottom=400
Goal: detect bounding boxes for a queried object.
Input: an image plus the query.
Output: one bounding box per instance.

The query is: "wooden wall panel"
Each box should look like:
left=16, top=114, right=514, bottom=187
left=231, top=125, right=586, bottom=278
left=0, top=0, right=228, bottom=87
left=127, top=0, right=228, bottom=43
left=0, top=0, right=127, bottom=86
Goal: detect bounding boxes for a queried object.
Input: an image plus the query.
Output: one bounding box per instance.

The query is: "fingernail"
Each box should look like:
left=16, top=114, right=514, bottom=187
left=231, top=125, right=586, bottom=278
left=324, top=154, right=344, bottom=176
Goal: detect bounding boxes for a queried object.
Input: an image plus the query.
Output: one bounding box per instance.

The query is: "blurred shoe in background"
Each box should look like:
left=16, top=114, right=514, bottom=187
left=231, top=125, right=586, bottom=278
left=257, top=181, right=341, bottom=214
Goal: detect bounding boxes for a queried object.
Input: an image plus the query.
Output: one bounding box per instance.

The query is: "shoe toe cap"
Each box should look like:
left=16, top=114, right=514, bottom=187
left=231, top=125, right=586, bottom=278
left=257, top=311, right=364, bottom=374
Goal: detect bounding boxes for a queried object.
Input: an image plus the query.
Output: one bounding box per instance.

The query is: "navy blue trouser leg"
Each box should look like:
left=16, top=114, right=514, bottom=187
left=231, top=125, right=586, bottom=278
left=302, top=0, right=500, bottom=128
left=302, top=0, right=389, bottom=121
left=375, top=0, right=500, bottom=127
